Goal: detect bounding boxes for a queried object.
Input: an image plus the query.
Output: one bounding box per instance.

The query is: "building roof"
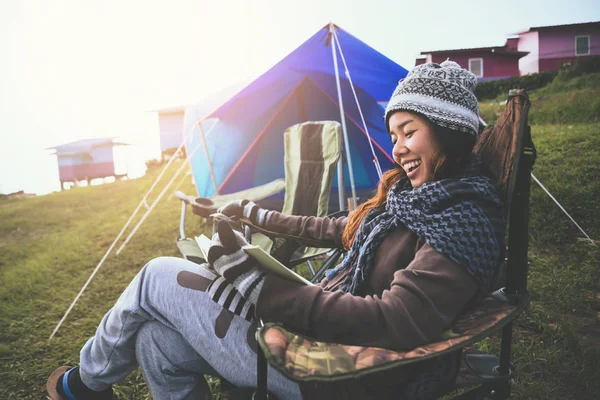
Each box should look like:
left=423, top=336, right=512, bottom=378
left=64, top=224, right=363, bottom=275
left=515, top=21, right=599, bottom=35
left=149, top=104, right=187, bottom=113
left=419, top=21, right=598, bottom=59
left=46, top=137, right=129, bottom=155
left=420, top=46, right=528, bottom=57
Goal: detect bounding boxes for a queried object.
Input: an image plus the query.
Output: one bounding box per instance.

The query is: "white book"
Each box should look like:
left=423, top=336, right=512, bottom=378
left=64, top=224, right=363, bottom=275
left=195, top=234, right=212, bottom=262
left=194, top=234, right=314, bottom=286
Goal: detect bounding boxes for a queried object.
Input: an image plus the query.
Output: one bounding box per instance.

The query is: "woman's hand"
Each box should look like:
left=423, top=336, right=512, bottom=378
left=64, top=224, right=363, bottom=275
left=208, top=221, right=253, bottom=280
left=217, top=200, right=272, bottom=227
left=208, top=221, right=266, bottom=304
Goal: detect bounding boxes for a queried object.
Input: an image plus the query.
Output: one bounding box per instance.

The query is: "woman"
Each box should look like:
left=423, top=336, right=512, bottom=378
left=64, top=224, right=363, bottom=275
left=47, top=61, right=504, bottom=400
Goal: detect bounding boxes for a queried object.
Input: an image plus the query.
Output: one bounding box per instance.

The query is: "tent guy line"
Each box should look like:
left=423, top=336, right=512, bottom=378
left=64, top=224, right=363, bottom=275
left=49, top=119, right=216, bottom=340
left=115, top=121, right=220, bottom=255
left=475, top=121, right=596, bottom=247
left=530, top=173, right=596, bottom=245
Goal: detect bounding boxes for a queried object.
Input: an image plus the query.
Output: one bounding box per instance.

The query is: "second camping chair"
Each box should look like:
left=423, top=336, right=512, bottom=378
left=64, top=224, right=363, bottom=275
left=175, top=120, right=344, bottom=279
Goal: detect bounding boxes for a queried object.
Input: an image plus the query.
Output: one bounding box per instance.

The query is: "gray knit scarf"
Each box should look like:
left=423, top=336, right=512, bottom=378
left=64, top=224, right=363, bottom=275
left=325, top=158, right=505, bottom=294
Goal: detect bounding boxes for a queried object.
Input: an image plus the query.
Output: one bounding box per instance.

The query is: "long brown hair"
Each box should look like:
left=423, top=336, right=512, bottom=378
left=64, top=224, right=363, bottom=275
left=341, top=118, right=476, bottom=249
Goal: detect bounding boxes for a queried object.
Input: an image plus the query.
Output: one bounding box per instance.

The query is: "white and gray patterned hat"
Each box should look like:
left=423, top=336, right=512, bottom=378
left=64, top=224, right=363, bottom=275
left=385, top=60, right=480, bottom=136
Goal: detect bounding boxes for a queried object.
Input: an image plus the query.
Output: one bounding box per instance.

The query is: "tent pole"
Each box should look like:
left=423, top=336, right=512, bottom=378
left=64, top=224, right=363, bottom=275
left=184, top=118, right=220, bottom=197
left=332, top=28, right=383, bottom=179
left=330, top=24, right=346, bottom=211
left=330, top=23, right=357, bottom=211
left=198, top=122, right=220, bottom=195
left=335, top=158, right=345, bottom=211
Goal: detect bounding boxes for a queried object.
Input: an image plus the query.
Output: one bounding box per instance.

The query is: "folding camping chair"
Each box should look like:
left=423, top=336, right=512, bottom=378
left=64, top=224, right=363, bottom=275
left=237, top=89, right=536, bottom=400
left=175, top=120, right=344, bottom=279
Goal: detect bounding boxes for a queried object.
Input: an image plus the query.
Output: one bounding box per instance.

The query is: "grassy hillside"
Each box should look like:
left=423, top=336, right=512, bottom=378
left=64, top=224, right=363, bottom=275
left=1, top=82, right=599, bottom=398
left=477, top=122, right=600, bottom=399
left=0, top=161, right=201, bottom=399
left=480, top=72, right=600, bottom=125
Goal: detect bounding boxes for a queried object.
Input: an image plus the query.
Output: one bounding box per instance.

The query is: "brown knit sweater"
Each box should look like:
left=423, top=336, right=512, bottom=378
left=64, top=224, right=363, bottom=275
left=255, top=211, right=479, bottom=351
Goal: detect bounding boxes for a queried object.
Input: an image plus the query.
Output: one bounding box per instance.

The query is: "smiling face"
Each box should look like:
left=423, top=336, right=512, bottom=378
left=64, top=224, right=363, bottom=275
left=388, top=111, right=441, bottom=188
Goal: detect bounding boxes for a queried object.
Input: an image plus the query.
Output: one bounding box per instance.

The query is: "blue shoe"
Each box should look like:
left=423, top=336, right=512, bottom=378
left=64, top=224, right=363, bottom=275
left=46, top=366, right=117, bottom=400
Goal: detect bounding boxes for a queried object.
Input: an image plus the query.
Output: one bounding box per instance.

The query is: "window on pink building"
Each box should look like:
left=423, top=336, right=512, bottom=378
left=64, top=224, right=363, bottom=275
left=575, top=36, right=590, bottom=56
left=468, top=58, right=483, bottom=77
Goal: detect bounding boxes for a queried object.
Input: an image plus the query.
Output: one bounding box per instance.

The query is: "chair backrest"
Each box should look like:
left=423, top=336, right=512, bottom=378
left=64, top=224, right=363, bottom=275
left=474, top=89, right=535, bottom=296
left=281, top=121, right=342, bottom=218
left=473, top=89, right=532, bottom=219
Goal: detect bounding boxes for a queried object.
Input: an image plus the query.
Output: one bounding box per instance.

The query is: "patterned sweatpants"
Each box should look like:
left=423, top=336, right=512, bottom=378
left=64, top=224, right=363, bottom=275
left=78, top=256, right=301, bottom=399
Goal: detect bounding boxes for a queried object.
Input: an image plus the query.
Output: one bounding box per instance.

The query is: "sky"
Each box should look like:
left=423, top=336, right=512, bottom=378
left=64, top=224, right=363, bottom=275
left=1, top=0, right=599, bottom=195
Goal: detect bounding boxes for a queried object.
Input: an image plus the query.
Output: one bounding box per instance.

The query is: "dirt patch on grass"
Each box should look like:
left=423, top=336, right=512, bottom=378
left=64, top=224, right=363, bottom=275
left=577, top=289, right=600, bottom=351
left=513, top=324, right=542, bottom=345
left=582, top=289, right=600, bottom=303
left=579, top=321, right=600, bottom=351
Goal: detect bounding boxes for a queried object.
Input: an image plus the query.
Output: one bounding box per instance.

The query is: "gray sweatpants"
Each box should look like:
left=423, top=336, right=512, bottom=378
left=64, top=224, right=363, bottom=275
left=79, top=256, right=302, bottom=399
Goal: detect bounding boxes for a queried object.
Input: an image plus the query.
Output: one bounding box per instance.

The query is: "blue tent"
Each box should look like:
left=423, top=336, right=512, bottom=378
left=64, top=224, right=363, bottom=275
left=185, top=23, right=408, bottom=201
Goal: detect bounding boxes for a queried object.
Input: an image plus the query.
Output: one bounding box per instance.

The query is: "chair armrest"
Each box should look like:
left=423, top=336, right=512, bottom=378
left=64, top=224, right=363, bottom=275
left=256, top=292, right=530, bottom=383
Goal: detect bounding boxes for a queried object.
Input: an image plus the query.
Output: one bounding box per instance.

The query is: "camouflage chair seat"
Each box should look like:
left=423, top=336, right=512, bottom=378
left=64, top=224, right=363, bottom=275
left=258, top=294, right=529, bottom=382
left=252, top=90, right=536, bottom=400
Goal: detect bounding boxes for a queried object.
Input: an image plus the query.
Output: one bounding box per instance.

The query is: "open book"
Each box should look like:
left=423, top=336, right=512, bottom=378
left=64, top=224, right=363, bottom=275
left=195, top=234, right=314, bottom=286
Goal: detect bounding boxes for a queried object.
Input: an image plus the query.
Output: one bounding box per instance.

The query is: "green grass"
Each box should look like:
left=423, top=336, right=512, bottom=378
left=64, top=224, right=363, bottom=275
left=479, top=72, right=600, bottom=125
left=2, top=90, right=600, bottom=398
left=537, top=70, right=600, bottom=94
left=510, top=122, right=600, bottom=398
left=451, top=121, right=600, bottom=399
left=0, top=161, right=202, bottom=399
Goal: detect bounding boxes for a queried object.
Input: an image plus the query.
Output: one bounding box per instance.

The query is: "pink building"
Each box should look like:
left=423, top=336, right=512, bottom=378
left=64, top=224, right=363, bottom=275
left=416, top=38, right=527, bottom=81
left=517, top=21, right=600, bottom=75
left=416, top=21, right=600, bottom=79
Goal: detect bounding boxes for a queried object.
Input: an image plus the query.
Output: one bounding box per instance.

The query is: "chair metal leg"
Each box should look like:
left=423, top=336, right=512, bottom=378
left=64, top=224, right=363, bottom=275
left=453, top=383, right=496, bottom=400
left=498, top=323, right=513, bottom=378
left=310, top=248, right=344, bottom=283
left=179, top=201, right=187, bottom=239
left=306, top=260, right=316, bottom=276
left=255, top=321, right=268, bottom=400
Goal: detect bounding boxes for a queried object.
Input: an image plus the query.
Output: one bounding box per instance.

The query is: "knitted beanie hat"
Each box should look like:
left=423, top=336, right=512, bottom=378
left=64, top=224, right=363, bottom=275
left=385, top=60, right=480, bottom=136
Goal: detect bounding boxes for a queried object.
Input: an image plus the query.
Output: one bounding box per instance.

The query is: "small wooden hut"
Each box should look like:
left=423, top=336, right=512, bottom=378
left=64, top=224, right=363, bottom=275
left=47, top=138, right=129, bottom=190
